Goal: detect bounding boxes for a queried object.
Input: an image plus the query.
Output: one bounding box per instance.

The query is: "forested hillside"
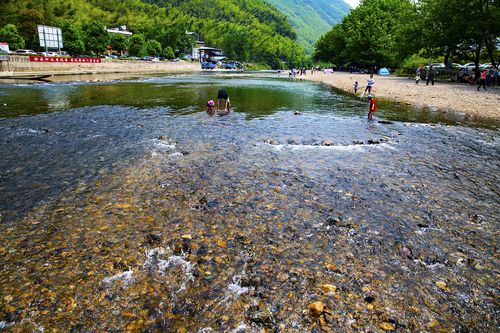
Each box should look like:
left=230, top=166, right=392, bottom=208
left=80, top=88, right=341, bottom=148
left=263, top=0, right=351, bottom=54
left=0, top=0, right=305, bottom=67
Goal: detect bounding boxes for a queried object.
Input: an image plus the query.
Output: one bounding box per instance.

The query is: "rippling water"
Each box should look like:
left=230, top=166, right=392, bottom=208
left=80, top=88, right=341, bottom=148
left=0, top=75, right=498, bottom=332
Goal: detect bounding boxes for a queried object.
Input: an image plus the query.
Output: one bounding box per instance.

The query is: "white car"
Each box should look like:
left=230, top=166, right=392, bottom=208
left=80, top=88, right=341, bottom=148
left=460, top=63, right=477, bottom=72
left=37, top=51, right=59, bottom=57
left=14, top=49, right=36, bottom=55
left=479, top=63, right=492, bottom=70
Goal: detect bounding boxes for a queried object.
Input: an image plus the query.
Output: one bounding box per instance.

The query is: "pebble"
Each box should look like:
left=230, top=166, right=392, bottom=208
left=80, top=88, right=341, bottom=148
left=320, top=284, right=337, bottom=293
left=307, top=301, right=327, bottom=317
left=322, top=140, right=333, bottom=146
left=379, top=322, right=395, bottom=331
left=435, top=280, right=448, bottom=291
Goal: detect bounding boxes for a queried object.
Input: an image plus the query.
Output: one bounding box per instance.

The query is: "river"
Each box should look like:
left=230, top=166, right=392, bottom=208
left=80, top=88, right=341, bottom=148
left=0, top=74, right=498, bottom=332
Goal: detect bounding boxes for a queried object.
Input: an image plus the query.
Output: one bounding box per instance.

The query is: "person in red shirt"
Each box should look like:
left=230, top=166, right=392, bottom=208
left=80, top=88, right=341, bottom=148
left=367, top=95, right=377, bottom=121
left=477, top=69, right=488, bottom=91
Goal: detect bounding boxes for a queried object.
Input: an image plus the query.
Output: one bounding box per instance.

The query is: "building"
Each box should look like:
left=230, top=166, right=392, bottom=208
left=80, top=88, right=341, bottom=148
left=107, top=26, right=133, bottom=39
left=192, top=47, right=223, bottom=62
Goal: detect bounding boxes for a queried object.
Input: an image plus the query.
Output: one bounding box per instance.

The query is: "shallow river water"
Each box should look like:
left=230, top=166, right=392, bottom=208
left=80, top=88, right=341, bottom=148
left=0, top=74, right=498, bottom=332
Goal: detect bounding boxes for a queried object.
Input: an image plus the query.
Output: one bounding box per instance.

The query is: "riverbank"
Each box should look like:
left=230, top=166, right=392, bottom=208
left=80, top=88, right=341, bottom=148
left=303, top=71, right=500, bottom=121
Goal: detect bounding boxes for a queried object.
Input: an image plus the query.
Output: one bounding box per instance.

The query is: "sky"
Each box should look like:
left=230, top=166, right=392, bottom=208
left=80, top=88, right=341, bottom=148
left=344, top=0, right=360, bottom=8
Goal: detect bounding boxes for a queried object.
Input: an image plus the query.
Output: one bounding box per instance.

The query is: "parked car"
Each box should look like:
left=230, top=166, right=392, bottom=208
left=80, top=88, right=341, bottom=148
left=141, top=56, right=159, bottom=61
left=460, top=63, right=476, bottom=72
left=36, top=51, right=58, bottom=56
left=223, top=61, right=237, bottom=70
left=479, top=63, right=492, bottom=70
left=223, top=61, right=243, bottom=70
left=14, top=49, right=36, bottom=55
left=425, top=63, right=446, bottom=70
left=201, top=61, right=216, bottom=69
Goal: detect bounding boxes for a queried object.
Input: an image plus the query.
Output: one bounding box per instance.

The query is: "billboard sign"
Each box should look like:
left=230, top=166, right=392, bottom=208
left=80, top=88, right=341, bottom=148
left=38, top=25, right=63, bottom=49
left=0, top=42, right=9, bottom=53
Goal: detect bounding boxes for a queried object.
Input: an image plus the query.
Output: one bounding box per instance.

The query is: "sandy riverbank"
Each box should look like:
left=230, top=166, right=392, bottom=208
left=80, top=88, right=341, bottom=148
left=303, top=72, right=500, bottom=121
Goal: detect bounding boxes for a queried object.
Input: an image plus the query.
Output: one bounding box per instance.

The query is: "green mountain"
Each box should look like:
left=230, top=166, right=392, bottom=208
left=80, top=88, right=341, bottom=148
left=264, top=0, right=351, bottom=54
left=0, top=0, right=304, bottom=67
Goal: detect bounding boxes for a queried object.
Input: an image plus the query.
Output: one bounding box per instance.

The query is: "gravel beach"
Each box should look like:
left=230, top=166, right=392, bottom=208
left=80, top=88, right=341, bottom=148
left=304, top=71, right=500, bottom=121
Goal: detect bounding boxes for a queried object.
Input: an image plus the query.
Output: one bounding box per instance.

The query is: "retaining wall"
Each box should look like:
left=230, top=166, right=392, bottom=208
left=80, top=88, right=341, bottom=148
left=0, top=54, right=199, bottom=75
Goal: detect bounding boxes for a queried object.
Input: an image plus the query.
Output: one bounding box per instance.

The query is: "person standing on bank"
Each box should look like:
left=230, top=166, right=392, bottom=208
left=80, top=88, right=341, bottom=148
left=426, top=66, right=435, bottom=85
left=217, top=89, right=231, bottom=112
left=477, top=69, right=488, bottom=91
left=364, top=73, right=374, bottom=94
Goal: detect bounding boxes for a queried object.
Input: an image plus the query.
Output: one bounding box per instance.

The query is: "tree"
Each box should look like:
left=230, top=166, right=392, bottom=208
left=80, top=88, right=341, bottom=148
left=146, top=39, right=162, bottom=56
left=17, top=9, right=45, bottom=49
left=128, top=34, right=146, bottom=57
left=314, top=0, right=417, bottom=68
left=419, top=0, right=500, bottom=75
left=82, top=21, right=109, bottom=55
left=162, top=46, right=175, bottom=59
left=109, top=33, right=127, bottom=54
left=59, top=20, right=84, bottom=55
left=0, top=24, right=25, bottom=50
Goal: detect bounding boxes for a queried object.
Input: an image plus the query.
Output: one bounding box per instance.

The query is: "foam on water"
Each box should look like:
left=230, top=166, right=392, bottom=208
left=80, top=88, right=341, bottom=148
left=153, top=142, right=176, bottom=150
left=101, top=270, right=134, bottom=286
left=198, top=328, right=214, bottom=333
left=227, top=282, right=249, bottom=296
left=412, top=259, right=446, bottom=270
left=231, top=323, right=249, bottom=333
left=143, top=248, right=196, bottom=292
left=263, top=142, right=394, bottom=152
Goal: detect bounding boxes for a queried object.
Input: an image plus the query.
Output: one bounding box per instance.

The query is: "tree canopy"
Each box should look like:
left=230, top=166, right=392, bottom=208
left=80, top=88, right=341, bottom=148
left=314, top=0, right=500, bottom=70
left=0, top=24, right=25, bottom=50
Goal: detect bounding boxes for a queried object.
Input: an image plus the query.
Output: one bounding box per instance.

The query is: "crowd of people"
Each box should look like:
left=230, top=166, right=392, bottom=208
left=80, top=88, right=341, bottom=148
left=415, top=65, right=499, bottom=89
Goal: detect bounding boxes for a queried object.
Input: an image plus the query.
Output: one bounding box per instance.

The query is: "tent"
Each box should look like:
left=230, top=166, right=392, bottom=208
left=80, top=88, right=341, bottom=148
left=378, top=67, right=390, bottom=76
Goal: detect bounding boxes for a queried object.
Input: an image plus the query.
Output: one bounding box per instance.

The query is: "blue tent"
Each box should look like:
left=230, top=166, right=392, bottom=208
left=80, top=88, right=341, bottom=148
left=378, top=67, right=390, bottom=76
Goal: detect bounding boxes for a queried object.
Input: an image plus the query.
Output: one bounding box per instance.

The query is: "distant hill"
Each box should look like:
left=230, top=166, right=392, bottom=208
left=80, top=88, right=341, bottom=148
left=264, top=0, right=351, bottom=54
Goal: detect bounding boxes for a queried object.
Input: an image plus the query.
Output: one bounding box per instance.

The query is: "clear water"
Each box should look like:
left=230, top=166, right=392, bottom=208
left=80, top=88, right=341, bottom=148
left=0, top=75, right=498, bottom=332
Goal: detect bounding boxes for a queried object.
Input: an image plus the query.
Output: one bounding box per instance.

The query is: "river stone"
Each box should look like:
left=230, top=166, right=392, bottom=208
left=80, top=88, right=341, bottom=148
left=379, top=322, right=395, bottom=331
left=322, top=140, right=333, bottom=146
left=321, top=284, right=337, bottom=293
left=308, top=301, right=327, bottom=316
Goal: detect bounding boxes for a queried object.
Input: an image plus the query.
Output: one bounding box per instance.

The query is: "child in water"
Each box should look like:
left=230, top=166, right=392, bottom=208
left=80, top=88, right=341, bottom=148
left=354, top=81, right=358, bottom=94
left=367, top=94, right=376, bottom=121
left=206, top=99, right=215, bottom=114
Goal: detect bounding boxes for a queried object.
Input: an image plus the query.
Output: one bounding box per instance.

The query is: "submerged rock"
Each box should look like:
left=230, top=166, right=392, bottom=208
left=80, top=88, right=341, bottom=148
left=322, top=140, right=333, bottom=146
left=307, top=301, right=327, bottom=317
